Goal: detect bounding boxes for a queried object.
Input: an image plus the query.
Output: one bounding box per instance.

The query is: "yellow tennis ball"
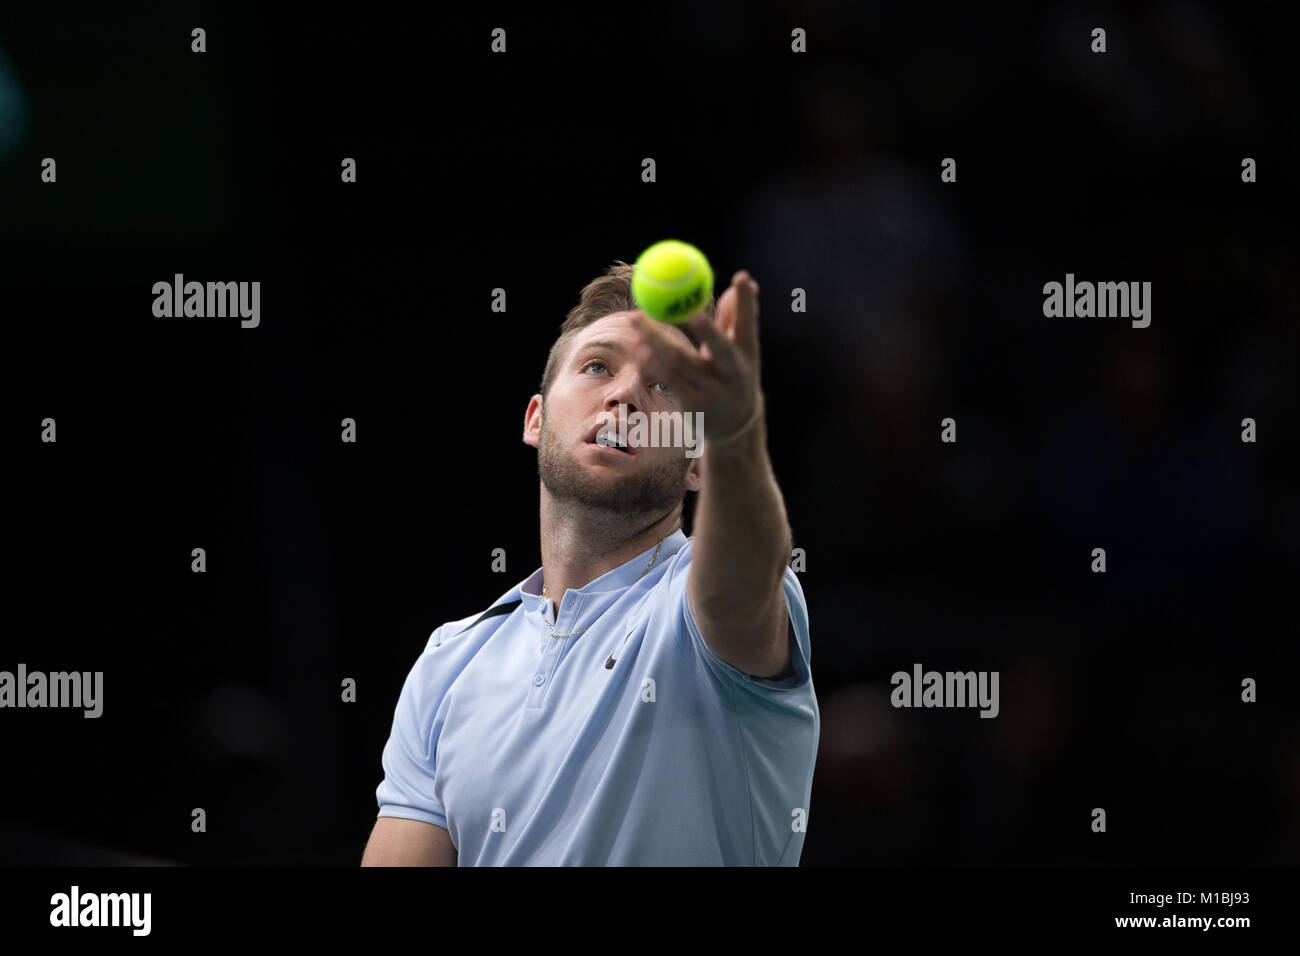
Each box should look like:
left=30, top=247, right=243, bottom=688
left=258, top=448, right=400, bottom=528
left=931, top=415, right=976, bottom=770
left=631, top=239, right=714, bottom=324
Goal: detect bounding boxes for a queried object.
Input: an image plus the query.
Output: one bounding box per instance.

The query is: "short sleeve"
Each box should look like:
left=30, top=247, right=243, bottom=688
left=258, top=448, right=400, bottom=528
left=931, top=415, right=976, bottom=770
left=375, top=634, right=449, bottom=829
left=670, top=540, right=814, bottom=697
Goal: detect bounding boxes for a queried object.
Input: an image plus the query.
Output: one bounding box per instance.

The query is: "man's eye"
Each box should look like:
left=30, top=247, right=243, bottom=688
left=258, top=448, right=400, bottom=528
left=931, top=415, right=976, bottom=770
left=583, top=360, right=669, bottom=395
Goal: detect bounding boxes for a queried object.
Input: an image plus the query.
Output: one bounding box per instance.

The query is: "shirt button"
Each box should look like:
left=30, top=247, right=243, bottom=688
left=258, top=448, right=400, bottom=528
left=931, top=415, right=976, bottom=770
left=532, top=674, right=546, bottom=686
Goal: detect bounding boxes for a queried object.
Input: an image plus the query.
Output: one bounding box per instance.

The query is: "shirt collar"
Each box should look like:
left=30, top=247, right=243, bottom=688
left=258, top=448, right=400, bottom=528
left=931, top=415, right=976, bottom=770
left=521, top=529, right=687, bottom=600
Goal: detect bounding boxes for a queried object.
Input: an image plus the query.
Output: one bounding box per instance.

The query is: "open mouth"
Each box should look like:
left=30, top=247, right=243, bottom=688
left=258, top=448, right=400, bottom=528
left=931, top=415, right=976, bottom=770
left=587, top=423, right=636, bottom=455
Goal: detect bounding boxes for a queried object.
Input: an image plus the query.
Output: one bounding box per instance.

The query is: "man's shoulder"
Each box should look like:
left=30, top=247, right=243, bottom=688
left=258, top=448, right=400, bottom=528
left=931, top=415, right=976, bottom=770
left=656, top=533, right=807, bottom=608
left=428, top=612, right=480, bottom=648
left=427, top=586, right=526, bottom=650
left=400, top=591, right=526, bottom=697
left=658, top=533, right=696, bottom=576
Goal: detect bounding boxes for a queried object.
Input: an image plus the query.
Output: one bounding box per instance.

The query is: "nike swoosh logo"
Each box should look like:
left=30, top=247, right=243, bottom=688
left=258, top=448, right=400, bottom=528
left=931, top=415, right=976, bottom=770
left=605, top=629, right=635, bottom=669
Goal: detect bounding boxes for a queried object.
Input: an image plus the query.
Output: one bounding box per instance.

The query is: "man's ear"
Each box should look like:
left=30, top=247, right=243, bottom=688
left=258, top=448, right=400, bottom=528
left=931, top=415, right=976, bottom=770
left=684, top=453, right=703, bottom=493
left=523, top=394, right=543, bottom=449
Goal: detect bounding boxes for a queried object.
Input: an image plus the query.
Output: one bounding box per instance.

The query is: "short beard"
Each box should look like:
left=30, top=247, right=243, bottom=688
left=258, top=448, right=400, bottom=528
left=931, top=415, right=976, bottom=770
left=537, top=415, right=689, bottom=518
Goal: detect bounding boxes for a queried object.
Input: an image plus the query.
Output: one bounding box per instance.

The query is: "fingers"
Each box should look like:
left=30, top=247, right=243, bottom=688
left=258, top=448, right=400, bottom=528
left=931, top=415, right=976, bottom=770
left=685, top=311, right=741, bottom=380
left=731, top=270, right=761, bottom=361
left=716, top=284, right=738, bottom=339
left=715, top=271, right=760, bottom=360
left=627, top=268, right=760, bottom=404
left=631, top=312, right=711, bottom=399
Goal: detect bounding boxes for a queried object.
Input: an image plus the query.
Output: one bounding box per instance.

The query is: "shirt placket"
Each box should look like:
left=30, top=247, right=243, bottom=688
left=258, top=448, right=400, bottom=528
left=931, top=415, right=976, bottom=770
left=525, top=593, right=585, bottom=710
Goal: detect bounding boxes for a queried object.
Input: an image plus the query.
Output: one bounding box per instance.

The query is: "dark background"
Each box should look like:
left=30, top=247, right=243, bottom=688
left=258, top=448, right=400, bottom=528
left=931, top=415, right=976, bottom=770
left=1, top=2, right=1296, bottom=865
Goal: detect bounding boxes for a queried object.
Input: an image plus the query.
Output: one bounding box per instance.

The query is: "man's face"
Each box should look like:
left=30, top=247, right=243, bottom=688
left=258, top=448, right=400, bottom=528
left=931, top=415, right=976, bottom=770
left=524, top=312, right=702, bottom=516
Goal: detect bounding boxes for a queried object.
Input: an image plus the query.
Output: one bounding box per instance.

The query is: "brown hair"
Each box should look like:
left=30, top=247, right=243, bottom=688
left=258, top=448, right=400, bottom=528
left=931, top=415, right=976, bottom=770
left=538, top=260, right=716, bottom=399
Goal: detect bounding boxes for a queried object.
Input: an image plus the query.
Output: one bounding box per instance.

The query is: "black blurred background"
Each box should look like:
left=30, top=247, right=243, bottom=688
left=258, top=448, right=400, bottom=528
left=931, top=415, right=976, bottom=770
left=1, top=3, right=1296, bottom=865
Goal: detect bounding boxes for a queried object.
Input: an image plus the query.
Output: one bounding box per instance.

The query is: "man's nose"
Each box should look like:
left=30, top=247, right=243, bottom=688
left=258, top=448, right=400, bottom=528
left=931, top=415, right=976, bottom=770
left=605, top=395, right=638, bottom=417
left=605, top=373, right=643, bottom=414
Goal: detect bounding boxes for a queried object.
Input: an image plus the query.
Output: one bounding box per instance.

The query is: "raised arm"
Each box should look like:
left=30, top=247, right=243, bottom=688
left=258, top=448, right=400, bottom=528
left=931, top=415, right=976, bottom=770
left=631, top=271, right=792, bottom=678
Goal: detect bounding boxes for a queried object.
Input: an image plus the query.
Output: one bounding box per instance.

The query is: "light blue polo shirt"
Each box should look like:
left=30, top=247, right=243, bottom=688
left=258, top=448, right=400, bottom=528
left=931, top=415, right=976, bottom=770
left=374, top=529, right=819, bottom=865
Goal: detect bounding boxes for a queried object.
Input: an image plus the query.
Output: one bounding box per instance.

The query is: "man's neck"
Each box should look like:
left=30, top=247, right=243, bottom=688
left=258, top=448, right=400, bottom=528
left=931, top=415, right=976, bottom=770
left=538, top=495, right=681, bottom=607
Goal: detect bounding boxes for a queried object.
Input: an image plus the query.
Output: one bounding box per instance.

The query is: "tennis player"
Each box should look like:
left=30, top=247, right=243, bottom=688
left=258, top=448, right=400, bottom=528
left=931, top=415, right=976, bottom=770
left=362, top=263, right=819, bottom=866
